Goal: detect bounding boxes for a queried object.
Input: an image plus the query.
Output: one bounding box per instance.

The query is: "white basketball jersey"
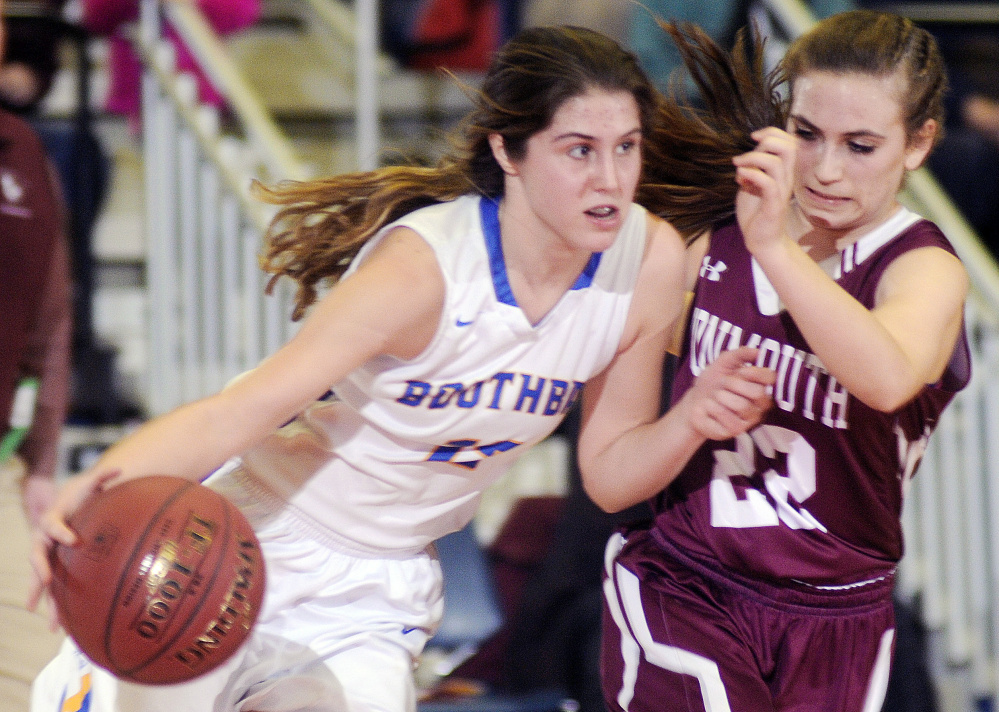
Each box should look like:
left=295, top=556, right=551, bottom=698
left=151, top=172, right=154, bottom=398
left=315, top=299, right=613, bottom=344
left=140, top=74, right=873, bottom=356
left=215, top=195, right=648, bottom=554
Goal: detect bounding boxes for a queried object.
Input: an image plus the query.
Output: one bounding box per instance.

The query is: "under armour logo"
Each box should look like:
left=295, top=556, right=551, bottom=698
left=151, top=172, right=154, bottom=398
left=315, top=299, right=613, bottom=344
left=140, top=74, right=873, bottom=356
left=700, top=257, right=727, bottom=282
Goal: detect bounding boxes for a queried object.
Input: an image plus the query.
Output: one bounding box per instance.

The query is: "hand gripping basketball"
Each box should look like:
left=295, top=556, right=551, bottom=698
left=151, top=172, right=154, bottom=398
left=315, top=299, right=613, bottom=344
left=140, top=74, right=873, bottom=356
left=48, top=475, right=266, bottom=685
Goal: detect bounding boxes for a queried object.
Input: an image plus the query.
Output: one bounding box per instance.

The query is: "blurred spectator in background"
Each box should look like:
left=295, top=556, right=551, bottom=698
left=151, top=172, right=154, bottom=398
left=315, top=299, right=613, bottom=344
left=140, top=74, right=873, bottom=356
left=381, top=0, right=521, bottom=72
left=0, top=11, right=74, bottom=703
left=0, top=0, right=72, bottom=530
left=926, top=82, right=999, bottom=259
left=0, top=111, right=72, bottom=527
left=0, top=0, right=122, bottom=424
left=0, top=0, right=67, bottom=115
left=82, top=0, right=261, bottom=132
left=963, top=94, right=999, bottom=146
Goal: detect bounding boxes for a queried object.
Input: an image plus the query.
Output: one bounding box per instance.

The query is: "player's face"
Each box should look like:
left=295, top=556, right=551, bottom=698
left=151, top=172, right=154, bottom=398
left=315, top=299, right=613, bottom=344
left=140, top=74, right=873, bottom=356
left=788, top=70, right=932, bottom=243
left=504, top=88, right=643, bottom=254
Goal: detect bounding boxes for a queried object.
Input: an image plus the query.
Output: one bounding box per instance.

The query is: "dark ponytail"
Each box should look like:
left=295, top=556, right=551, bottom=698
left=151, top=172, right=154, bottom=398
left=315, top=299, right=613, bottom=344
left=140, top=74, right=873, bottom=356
left=638, top=21, right=786, bottom=241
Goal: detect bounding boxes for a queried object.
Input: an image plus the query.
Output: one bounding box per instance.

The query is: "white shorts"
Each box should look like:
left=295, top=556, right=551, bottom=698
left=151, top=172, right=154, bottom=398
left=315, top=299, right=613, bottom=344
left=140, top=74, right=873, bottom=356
left=32, top=498, right=444, bottom=712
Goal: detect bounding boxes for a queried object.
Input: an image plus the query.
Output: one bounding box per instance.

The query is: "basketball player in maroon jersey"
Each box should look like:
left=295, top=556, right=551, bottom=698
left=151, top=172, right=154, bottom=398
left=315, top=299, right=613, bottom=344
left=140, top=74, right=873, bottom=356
left=589, top=11, right=971, bottom=711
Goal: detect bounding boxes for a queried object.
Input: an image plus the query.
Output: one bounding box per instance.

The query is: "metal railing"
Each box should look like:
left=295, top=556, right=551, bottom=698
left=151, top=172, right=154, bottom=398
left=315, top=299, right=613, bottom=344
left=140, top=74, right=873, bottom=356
left=138, top=0, right=308, bottom=415
left=136, top=0, right=477, bottom=416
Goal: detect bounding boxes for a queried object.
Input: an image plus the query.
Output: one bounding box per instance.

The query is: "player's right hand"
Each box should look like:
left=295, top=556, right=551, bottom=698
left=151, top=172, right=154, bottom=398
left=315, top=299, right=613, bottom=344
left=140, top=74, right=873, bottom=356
left=26, top=468, right=120, bottom=626
left=733, top=127, right=796, bottom=259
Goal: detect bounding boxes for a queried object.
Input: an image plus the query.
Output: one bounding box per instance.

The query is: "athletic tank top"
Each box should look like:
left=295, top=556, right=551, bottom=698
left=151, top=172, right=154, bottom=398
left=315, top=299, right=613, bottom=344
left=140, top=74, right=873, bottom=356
left=220, top=195, right=649, bottom=555
left=655, top=207, right=971, bottom=586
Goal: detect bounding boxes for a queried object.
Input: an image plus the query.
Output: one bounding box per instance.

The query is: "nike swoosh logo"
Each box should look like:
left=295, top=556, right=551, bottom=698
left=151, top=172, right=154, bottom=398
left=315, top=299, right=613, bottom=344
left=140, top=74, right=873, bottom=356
left=456, top=319, right=474, bottom=327
left=402, top=627, right=420, bottom=635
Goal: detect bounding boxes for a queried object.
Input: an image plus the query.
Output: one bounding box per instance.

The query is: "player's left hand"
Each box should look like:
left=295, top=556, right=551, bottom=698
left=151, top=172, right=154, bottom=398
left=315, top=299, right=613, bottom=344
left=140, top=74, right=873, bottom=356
left=733, top=127, right=796, bottom=257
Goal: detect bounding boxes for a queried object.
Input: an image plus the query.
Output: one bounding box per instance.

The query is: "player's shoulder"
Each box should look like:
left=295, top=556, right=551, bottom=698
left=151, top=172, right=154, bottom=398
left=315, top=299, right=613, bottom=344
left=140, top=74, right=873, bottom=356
left=880, top=229, right=968, bottom=293
left=640, top=211, right=686, bottom=283
left=362, top=224, right=442, bottom=280
left=643, top=211, right=685, bottom=258
left=628, top=212, right=687, bottom=322
left=875, top=215, right=963, bottom=281
left=391, top=194, right=480, bottom=230
left=382, top=195, right=485, bottom=257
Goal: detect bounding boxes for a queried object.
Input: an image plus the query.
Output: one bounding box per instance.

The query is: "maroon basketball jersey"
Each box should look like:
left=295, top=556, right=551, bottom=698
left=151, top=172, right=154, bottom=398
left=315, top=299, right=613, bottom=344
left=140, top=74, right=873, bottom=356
left=656, top=209, right=971, bottom=586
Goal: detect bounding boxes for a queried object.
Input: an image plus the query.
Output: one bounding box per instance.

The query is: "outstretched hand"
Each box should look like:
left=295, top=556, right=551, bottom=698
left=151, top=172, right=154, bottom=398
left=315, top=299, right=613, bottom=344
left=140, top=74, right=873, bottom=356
left=27, top=468, right=121, bottom=628
left=679, top=346, right=775, bottom=441
left=733, top=127, right=796, bottom=257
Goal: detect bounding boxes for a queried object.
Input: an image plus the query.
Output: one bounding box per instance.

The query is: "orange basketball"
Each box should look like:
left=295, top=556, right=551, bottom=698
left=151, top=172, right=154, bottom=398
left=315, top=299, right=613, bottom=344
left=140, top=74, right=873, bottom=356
left=49, top=475, right=266, bottom=685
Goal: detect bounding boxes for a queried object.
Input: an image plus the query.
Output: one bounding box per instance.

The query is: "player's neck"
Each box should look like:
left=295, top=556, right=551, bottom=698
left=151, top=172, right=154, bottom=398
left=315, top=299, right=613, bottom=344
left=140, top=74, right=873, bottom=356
left=496, top=198, right=593, bottom=324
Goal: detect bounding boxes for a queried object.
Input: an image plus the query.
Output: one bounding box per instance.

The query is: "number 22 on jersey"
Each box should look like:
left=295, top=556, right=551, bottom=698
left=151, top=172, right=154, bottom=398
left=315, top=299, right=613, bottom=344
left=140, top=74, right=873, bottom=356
left=710, top=425, right=827, bottom=531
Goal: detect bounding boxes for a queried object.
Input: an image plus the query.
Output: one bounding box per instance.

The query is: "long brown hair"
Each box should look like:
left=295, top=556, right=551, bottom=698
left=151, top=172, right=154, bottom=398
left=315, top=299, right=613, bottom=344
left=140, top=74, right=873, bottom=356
left=256, top=25, right=659, bottom=320
left=637, top=20, right=786, bottom=241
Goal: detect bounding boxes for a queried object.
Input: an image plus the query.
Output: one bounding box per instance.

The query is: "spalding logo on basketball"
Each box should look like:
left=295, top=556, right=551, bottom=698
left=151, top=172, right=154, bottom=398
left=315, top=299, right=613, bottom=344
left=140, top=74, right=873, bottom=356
left=49, top=475, right=266, bottom=685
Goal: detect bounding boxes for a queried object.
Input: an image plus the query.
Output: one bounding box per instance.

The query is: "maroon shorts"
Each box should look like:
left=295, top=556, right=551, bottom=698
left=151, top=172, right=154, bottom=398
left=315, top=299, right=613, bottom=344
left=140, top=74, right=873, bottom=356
left=601, top=529, right=896, bottom=712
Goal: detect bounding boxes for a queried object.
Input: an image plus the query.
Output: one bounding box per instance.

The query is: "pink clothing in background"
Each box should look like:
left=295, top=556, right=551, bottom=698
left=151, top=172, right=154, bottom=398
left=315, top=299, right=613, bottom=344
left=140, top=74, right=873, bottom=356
left=82, top=0, right=261, bottom=127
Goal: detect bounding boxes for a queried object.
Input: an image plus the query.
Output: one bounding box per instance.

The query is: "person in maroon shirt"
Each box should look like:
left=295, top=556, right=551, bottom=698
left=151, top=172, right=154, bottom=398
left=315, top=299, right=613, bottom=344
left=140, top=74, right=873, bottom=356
left=0, top=0, right=72, bottom=528
left=0, top=7, right=73, bottom=708
left=0, top=99, right=73, bottom=709
left=0, top=0, right=67, bottom=114
left=592, top=11, right=970, bottom=712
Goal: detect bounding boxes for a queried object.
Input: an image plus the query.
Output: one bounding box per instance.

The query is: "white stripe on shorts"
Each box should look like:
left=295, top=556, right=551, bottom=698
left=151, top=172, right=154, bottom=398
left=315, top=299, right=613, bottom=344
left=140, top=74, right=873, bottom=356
left=861, top=628, right=895, bottom=712
left=603, top=533, right=732, bottom=712
left=603, top=533, right=641, bottom=712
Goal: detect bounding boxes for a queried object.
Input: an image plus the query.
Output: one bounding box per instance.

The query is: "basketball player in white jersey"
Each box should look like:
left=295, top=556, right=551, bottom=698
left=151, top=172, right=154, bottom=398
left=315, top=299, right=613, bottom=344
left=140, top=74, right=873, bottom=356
left=27, top=26, right=774, bottom=712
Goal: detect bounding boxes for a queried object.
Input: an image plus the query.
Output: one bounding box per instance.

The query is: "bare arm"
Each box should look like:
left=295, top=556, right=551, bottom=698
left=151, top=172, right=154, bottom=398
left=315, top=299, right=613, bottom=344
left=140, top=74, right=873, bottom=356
left=29, top=228, right=444, bottom=607
left=578, top=216, right=774, bottom=513
left=84, top=228, right=440, bottom=484
left=19, top=238, right=73, bottom=528
left=734, top=128, right=968, bottom=411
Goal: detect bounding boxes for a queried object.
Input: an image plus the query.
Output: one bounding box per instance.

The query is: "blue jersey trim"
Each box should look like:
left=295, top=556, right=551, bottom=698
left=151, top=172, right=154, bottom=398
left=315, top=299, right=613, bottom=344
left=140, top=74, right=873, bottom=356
left=480, top=197, right=517, bottom=306
left=478, top=196, right=604, bottom=306
left=573, top=251, right=603, bottom=289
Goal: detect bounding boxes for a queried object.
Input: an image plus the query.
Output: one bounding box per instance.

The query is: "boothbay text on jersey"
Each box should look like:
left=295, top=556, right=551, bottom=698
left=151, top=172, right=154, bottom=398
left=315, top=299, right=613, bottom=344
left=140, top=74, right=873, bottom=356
left=396, top=373, right=585, bottom=415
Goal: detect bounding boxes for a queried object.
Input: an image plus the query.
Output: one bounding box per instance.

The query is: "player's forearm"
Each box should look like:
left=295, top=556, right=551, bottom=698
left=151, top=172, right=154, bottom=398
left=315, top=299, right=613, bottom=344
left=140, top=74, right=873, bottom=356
left=751, top=237, right=923, bottom=410
left=19, top=403, right=62, bottom=482
left=19, top=239, right=72, bottom=482
left=579, top=412, right=704, bottom=513
left=89, top=394, right=268, bottom=485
